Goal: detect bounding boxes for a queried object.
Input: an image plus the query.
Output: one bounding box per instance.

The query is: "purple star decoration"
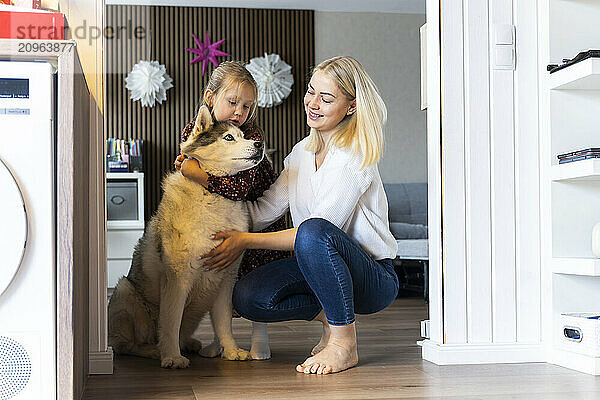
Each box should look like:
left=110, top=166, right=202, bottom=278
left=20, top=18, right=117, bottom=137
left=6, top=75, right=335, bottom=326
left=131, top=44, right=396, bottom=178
left=185, top=32, right=231, bottom=75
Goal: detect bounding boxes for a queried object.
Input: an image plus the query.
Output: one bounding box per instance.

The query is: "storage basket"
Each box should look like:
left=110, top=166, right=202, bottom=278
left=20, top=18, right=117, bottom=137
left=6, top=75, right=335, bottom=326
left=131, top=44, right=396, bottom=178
left=560, top=313, right=600, bottom=357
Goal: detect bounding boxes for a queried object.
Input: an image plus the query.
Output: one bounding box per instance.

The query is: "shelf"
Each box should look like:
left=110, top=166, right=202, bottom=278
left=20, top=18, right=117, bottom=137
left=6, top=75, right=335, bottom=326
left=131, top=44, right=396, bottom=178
left=550, top=58, right=600, bottom=90
left=551, top=159, right=600, bottom=181
left=552, top=349, right=600, bottom=376
left=107, top=171, right=144, bottom=179
left=553, top=257, right=600, bottom=276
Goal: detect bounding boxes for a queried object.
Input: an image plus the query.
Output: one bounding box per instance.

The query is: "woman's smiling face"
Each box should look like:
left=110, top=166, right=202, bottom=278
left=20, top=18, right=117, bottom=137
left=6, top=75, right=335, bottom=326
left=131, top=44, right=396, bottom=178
left=303, top=70, right=355, bottom=136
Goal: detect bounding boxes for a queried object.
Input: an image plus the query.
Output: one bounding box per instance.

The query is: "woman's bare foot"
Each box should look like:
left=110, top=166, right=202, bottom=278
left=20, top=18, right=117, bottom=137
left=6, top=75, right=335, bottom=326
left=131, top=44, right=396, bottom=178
left=297, top=321, right=358, bottom=374
left=311, top=310, right=330, bottom=356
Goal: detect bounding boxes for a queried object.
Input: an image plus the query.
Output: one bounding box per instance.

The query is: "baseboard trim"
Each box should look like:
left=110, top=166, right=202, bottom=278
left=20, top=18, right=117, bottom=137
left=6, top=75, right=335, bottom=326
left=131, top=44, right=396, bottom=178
left=89, top=347, right=114, bottom=375
left=422, top=340, right=545, bottom=365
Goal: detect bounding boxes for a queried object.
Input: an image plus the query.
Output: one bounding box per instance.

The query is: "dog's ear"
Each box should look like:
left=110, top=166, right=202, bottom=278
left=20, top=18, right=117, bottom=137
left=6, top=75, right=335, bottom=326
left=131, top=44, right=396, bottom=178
left=193, top=105, right=214, bottom=135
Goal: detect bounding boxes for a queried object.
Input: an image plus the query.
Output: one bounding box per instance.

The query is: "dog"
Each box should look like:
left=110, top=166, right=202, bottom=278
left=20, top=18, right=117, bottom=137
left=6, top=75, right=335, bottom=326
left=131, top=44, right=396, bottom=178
left=108, top=105, right=264, bottom=368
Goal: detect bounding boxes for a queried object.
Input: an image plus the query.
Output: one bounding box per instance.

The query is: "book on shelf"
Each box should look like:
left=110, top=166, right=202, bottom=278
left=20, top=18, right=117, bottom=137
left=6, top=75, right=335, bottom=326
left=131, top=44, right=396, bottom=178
left=557, top=148, right=600, bottom=160
left=0, top=5, right=64, bottom=39
left=557, top=148, right=600, bottom=164
left=0, top=1, right=41, bottom=8
left=547, top=49, right=600, bottom=74
left=558, top=154, right=600, bottom=164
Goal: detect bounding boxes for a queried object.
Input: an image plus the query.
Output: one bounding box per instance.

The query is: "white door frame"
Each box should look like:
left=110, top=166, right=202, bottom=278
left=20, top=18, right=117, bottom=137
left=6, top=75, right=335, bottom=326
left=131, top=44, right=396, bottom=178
left=88, top=0, right=113, bottom=375
left=423, top=0, right=544, bottom=364
left=88, top=1, right=445, bottom=372
left=425, top=0, right=443, bottom=345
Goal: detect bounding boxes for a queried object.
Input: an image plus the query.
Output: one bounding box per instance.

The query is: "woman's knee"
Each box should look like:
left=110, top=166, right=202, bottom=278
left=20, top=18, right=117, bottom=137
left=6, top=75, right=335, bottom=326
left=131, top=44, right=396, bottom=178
left=294, top=218, right=337, bottom=255
left=232, top=279, right=248, bottom=316
left=232, top=277, right=265, bottom=319
left=355, top=278, right=399, bottom=315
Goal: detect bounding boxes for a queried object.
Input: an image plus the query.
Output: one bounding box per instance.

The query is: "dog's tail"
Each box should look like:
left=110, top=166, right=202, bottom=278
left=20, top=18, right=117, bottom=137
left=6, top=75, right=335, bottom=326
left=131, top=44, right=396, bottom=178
left=108, top=277, right=134, bottom=353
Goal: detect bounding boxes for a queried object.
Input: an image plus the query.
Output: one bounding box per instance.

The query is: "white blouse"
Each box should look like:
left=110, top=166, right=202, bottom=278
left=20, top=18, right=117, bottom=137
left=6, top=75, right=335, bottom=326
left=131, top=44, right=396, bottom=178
left=247, top=137, right=398, bottom=260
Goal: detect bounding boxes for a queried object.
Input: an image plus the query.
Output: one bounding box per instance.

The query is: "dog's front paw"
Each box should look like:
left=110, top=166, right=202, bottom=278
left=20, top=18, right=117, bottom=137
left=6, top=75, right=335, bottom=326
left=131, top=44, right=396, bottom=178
left=160, top=354, right=190, bottom=369
left=222, top=347, right=251, bottom=361
left=199, top=340, right=222, bottom=358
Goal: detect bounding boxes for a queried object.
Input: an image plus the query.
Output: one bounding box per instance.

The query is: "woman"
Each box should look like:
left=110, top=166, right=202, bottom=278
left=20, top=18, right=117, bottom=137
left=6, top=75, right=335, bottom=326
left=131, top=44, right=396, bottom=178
left=179, top=56, right=399, bottom=375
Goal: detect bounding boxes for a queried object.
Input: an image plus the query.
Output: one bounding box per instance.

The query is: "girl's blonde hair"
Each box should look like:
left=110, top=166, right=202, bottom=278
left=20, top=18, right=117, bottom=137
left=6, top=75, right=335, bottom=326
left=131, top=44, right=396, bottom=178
left=202, top=61, right=259, bottom=129
left=305, top=56, right=387, bottom=168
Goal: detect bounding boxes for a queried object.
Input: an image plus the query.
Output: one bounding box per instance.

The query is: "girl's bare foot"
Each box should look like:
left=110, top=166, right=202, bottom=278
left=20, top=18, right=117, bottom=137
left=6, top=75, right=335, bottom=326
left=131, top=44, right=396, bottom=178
left=250, top=321, right=271, bottom=360
left=297, top=321, right=358, bottom=374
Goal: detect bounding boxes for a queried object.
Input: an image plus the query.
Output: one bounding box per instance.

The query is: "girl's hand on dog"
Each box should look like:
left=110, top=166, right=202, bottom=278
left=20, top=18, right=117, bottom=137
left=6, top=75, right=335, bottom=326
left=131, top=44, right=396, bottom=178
left=174, top=154, right=186, bottom=171
left=176, top=155, right=211, bottom=187
left=203, top=231, right=247, bottom=271
left=175, top=154, right=198, bottom=175
left=181, top=157, right=200, bottom=177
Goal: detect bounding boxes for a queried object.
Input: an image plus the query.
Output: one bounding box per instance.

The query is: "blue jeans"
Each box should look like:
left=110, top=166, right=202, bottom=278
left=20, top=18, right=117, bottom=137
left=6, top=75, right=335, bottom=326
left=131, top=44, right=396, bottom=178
left=233, top=218, right=399, bottom=326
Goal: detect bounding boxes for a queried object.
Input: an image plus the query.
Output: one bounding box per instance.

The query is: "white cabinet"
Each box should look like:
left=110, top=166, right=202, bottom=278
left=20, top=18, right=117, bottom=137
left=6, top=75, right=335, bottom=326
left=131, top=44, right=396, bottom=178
left=107, top=230, right=143, bottom=288
left=106, top=172, right=145, bottom=288
left=541, top=0, right=600, bottom=375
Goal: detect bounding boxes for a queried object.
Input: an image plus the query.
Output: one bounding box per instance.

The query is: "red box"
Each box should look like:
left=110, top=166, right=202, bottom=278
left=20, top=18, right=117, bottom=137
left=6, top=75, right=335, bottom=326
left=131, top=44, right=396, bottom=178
left=0, top=10, right=65, bottom=39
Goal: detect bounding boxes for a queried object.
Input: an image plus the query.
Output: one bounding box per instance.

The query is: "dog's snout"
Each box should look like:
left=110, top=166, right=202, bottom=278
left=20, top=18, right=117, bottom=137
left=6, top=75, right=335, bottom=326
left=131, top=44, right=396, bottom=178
left=253, top=141, right=263, bottom=150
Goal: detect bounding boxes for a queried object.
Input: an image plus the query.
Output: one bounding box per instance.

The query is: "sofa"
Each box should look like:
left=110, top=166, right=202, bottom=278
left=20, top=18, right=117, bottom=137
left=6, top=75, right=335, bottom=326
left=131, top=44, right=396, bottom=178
left=383, top=182, right=428, bottom=299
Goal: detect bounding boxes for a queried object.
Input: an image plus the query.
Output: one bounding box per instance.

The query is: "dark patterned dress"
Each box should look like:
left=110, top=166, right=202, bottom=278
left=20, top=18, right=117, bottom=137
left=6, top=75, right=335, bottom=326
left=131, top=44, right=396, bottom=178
left=181, top=120, right=290, bottom=277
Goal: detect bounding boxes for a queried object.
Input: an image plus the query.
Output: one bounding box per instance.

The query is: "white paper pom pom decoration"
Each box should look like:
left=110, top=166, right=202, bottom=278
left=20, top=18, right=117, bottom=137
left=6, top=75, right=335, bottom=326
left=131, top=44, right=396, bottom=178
left=246, top=53, right=294, bottom=108
left=125, top=60, right=174, bottom=107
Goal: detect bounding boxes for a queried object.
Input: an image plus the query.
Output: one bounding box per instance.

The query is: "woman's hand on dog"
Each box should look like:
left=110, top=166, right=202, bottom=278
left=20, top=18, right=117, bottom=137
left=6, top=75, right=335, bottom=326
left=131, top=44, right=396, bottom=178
left=203, top=231, right=247, bottom=271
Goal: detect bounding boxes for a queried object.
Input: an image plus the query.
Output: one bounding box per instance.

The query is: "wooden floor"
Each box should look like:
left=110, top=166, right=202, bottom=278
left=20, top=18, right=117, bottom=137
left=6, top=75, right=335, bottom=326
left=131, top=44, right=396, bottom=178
left=83, top=299, right=600, bottom=399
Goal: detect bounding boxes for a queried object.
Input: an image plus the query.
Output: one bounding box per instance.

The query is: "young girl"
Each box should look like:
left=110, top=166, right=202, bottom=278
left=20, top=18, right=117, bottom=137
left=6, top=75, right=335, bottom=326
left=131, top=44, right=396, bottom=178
left=187, top=56, right=399, bottom=375
left=175, top=61, right=289, bottom=360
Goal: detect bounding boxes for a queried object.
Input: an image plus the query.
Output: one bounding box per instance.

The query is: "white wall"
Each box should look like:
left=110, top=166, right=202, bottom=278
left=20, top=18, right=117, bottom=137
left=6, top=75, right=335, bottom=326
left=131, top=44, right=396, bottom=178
left=315, top=12, right=427, bottom=183
left=105, top=0, right=426, bottom=14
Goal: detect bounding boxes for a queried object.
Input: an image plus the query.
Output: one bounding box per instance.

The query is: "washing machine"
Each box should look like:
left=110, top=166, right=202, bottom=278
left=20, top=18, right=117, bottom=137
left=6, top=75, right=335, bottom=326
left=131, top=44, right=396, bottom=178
left=0, top=61, right=56, bottom=399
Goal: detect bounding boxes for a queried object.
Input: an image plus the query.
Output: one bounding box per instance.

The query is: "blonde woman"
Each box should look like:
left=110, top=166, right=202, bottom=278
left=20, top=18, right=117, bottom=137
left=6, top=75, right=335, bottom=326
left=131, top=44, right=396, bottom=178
left=184, top=56, right=399, bottom=374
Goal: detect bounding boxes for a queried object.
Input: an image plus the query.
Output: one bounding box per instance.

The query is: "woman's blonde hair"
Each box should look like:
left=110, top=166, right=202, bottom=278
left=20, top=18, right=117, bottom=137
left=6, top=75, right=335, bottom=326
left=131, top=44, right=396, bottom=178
left=202, top=61, right=259, bottom=129
left=305, top=56, right=387, bottom=168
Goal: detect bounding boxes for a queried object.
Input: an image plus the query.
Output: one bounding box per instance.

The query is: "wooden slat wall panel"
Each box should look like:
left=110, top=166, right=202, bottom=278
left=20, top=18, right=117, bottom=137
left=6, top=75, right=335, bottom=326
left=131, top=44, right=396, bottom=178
left=106, top=5, right=314, bottom=220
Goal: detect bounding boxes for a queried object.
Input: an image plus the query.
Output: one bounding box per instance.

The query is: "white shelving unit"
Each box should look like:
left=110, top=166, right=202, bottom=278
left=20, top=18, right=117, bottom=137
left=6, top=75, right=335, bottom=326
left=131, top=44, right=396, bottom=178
left=551, top=159, right=600, bottom=181
left=106, top=172, right=145, bottom=288
left=541, top=0, right=600, bottom=375
left=550, top=57, right=600, bottom=90
left=106, top=172, right=145, bottom=229
left=552, top=257, right=600, bottom=276
left=552, top=350, right=600, bottom=377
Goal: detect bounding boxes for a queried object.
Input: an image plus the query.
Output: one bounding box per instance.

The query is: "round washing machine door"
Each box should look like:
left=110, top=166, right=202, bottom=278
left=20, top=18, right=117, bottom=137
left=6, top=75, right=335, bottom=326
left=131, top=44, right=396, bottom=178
left=0, top=159, right=27, bottom=296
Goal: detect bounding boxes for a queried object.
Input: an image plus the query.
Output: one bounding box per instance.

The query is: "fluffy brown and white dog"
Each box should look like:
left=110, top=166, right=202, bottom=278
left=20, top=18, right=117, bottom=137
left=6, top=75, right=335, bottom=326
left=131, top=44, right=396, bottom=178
left=108, top=105, right=263, bottom=368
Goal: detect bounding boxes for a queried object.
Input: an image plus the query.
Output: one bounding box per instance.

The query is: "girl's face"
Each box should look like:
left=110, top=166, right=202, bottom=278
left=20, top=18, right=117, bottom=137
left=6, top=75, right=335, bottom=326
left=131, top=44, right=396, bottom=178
left=304, top=70, right=356, bottom=136
left=207, top=82, right=256, bottom=126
